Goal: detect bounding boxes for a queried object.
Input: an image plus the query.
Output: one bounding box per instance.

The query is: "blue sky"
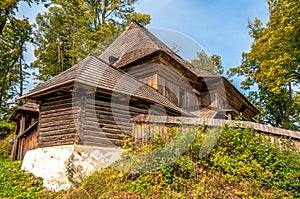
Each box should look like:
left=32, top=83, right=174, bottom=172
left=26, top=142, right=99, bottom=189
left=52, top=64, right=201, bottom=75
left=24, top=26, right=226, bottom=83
left=18, top=0, right=269, bottom=90
left=135, top=0, right=269, bottom=70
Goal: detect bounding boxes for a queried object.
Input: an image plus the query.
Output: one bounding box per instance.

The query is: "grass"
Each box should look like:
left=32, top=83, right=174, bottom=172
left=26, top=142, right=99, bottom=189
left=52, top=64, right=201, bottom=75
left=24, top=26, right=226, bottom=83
left=0, top=125, right=299, bottom=198
left=0, top=155, right=44, bottom=198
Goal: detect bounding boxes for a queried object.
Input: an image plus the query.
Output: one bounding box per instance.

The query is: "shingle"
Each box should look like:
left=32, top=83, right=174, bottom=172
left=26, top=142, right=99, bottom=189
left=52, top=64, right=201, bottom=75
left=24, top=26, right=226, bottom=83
left=21, top=56, right=190, bottom=116
left=190, top=107, right=217, bottom=119
left=10, top=103, right=39, bottom=121
left=99, top=20, right=218, bottom=78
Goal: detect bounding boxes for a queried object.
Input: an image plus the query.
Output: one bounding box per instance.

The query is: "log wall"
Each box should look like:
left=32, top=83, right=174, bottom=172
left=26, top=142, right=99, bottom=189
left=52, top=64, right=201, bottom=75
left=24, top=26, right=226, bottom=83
left=37, top=88, right=183, bottom=149
left=38, top=93, right=79, bottom=147
left=82, top=93, right=160, bottom=147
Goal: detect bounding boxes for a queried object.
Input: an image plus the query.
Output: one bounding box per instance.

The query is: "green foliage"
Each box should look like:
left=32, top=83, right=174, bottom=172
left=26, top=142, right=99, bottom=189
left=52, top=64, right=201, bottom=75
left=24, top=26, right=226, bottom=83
left=0, top=133, right=13, bottom=157
left=0, top=0, right=41, bottom=120
left=0, top=18, right=33, bottom=118
left=0, top=126, right=299, bottom=198
left=0, top=119, right=15, bottom=139
left=0, top=0, right=45, bottom=35
left=228, top=0, right=300, bottom=130
left=209, top=125, right=300, bottom=197
left=191, top=50, right=224, bottom=75
left=114, top=125, right=197, bottom=174
left=33, top=0, right=151, bottom=81
left=0, top=155, right=44, bottom=198
left=50, top=126, right=299, bottom=198
left=65, top=153, right=86, bottom=188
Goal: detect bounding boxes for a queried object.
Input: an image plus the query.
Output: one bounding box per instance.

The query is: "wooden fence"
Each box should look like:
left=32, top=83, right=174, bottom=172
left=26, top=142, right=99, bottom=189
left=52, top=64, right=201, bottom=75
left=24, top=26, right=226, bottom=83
left=132, top=115, right=300, bottom=141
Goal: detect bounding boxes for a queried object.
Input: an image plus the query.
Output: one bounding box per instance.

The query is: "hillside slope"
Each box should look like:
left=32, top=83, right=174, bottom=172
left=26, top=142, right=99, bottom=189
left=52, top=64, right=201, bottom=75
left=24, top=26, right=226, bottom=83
left=1, top=125, right=300, bottom=198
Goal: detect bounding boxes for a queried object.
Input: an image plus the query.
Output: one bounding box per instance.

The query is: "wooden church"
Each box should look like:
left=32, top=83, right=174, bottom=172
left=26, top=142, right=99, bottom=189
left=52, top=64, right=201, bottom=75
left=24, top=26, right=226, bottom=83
left=12, top=20, right=260, bottom=160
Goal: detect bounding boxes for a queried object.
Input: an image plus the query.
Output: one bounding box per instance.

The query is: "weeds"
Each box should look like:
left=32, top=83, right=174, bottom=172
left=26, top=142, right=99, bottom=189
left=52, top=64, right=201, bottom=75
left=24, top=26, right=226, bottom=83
left=0, top=125, right=299, bottom=198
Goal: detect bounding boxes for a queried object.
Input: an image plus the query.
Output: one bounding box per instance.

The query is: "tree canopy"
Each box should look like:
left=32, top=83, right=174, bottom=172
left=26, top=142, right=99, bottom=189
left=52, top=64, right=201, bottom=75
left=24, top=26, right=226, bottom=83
left=33, top=0, right=150, bottom=81
left=228, top=0, right=300, bottom=130
left=191, top=50, right=224, bottom=75
left=0, top=0, right=45, bottom=120
left=0, top=0, right=149, bottom=127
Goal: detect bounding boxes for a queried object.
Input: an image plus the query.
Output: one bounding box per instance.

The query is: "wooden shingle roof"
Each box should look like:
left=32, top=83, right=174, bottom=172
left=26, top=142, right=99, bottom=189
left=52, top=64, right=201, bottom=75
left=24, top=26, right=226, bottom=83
left=98, top=20, right=259, bottom=116
left=99, top=20, right=218, bottom=78
left=20, top=56, right=191, bottom=116
left=10, top=103, right=39, bottom=121
left=190, top=107, right=218, bottom=119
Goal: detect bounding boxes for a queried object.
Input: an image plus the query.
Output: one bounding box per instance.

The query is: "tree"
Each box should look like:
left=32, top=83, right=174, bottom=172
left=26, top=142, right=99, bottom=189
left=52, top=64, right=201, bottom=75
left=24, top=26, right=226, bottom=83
left=0, top=19, right=33, bottom=118
left=33, top=0, right=150, bottom=81
left=228, top=0, right=300, bottom=130
left=0, top=0, right=43, bottom=121
left=0, top=0, right=44, bottom=35
left=191, top=50, right=224, bottom=75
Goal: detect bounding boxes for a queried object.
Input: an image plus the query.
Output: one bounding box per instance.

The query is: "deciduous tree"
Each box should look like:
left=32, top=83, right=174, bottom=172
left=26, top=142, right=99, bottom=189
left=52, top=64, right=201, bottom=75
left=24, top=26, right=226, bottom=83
left=191, top=50, right=224, bottom=75
left=33, top=0, right=150, bottom=81
left=0, top=0, right=42, bottom=120
left=228, top=0, right=300, bottom=130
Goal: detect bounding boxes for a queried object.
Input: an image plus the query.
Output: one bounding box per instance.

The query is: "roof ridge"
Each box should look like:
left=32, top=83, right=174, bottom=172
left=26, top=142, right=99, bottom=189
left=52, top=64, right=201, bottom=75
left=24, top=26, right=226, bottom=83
left=127, top=19, right=144, bottom=30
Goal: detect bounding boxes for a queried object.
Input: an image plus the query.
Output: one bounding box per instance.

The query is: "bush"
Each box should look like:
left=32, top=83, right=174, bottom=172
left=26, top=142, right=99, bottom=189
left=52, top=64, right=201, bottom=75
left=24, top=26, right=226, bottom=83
left=55, top=125, right=299, bottom=198
left=0, top=120, right=15, bottom=140
left=0, top=133, right=13, bottom=158
left=2, top=125, right=298, bottom=198
left=208, top=125, right=300, bottom=197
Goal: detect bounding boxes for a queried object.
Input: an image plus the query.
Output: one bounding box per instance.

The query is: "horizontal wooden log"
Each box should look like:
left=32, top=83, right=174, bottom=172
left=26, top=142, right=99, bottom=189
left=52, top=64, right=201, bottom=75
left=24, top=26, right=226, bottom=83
left=41, top=102, right=74, bottom=111
left=39, top=128, right=76, bottom=137
left=85, top=106, right=131, bottom=118
left=40, top=113, right=79, bottom=122
left=85, top=112, right=131, bottom=123
left=42, top=93, right=73, bottom=103
left=85, top=105, right=147, bottom=118
left=84, top=120, right=131, bottom=131
left=40, top=109, right=79, bottom=118
left=39, top=124, right=76, bottom=133
left=39, top=140, right=76, bottom=148
left=86, top=98, right=148, bottom=114
left=40, top=114, right=76, bottom=123
left=84, top=117, right=131, bottom=128
left=85, top=126, right=130, bottom=136
left=39, top=119, right=75, bottom=128
left=84, top=135, right=123, bottom=147
left=40, top=107, right=79, bottom=116
left=39, top=133, right=76, bottom=142
left=84, top=130, right=125, bottom=140
left=42, top=98, right=73, bottom=106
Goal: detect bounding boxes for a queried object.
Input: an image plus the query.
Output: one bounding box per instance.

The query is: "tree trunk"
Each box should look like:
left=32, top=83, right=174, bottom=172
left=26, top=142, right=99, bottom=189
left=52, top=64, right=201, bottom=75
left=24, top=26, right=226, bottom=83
left=19, top=51, right=23, bottom=99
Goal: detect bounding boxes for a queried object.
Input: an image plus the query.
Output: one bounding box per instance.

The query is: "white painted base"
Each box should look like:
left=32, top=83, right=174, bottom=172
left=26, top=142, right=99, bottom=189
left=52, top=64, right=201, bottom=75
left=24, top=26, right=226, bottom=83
left=21, top=145, right=124, bottom=192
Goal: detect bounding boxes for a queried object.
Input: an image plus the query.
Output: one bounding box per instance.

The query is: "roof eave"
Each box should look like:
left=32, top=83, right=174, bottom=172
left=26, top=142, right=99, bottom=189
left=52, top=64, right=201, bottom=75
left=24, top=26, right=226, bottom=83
left=19, top=80, right=75, bottom=102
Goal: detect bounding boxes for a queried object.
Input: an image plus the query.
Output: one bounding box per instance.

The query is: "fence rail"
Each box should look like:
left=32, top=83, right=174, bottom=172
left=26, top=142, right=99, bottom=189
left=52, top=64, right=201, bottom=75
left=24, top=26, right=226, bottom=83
left=131, top=115, right=300, bottom=140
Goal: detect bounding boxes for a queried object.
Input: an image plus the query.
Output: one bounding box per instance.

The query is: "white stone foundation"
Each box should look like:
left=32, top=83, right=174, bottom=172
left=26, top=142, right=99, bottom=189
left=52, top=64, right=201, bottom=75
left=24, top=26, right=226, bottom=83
left=21, top=145, right=124, bottom=192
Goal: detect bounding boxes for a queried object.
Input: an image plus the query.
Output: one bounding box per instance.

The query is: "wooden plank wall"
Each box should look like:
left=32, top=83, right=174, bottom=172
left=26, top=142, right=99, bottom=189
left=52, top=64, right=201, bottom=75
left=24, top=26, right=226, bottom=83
left=17, top=130, right=38, bottom=160
left=157, top=64, right=199, bottom=109
left=38, top=94, right=79, bottom=147
left=126, top=61, right=200, bottom=109
left=37, top=90, right=183, bottom=149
